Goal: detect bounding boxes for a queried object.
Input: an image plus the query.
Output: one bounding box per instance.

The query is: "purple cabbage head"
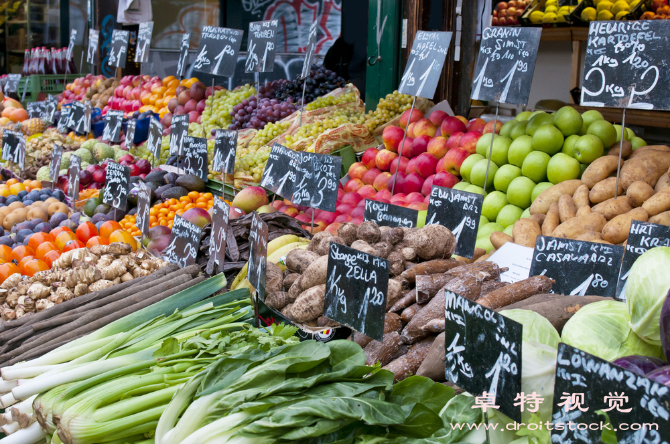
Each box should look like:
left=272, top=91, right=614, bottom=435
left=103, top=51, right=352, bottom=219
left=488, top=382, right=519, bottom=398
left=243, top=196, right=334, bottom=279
left=646, top=365, right=670, bottom=386
left=612, top=355, right=667, bottom=376
left=661, top=288, right=670, bottom=361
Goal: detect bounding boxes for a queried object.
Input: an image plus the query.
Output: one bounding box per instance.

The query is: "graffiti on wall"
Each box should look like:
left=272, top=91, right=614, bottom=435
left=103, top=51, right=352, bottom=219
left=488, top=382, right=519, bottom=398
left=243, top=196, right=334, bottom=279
left=152, top=3, right=220, bottom=50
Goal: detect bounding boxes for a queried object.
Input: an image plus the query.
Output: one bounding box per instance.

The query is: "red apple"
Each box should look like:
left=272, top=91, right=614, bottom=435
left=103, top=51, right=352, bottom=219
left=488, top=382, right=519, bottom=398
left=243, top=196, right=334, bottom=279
left=433, top=171, right=460, bottom=189
left=460, top=131, right=482, bottom=154
left=407, top=122, right=416, bottom=138
left=373, top=172, right=392, bottom=191
left=403, top=173, right=424, bottom=195
left=350, top=206, right=365, bottom=218
left=427, top=136, right=449, bottom=159
left=406, top=192, right=425, bottom=204
left=441, top=116, right=467, bottom=136
left=406, top=158, right=418, bottom=175
left=413, top=118, right=437, bottom=138
left=388, top=172, right=406, bottom=194
left=375, top=150, right=399, bottom=172
left=316, top=211, right=337, bottom=225
left=398, top=137, right=414, bottom=158
left=429, top=110, right=448, bottom=127
left=390, top=156, right=409, bottom=175
left=344, top=178, right=364, bottom=193
left=335, top=204, right=354, bottom=215
left=466, top=118, right=486, bottom=132
left=436, top=157, right=447, bottom=174
left=348, top=162, right=368, bottom=181
left=376, top=189, right=392, bottom=201
left=390, top=193, right=407, bottom=205
left=341, top=192, right=363, bottom=207
left=410, top=135, right=430, bottom=158
left=415, top=153, right=439, bottom=179
left=446, top=132, right=465, bottom=151
left=421, top=174, right=435, bottom=196
left=362, top=147, right=379, bottom=169
left=408, top=202, right=429, bottom=211
left=483, top=120, right=503, bottom=135
left=358, top=185, right=377, bottom=199
left=382, top=126, right=404, bottom=153
left=444, top=148, right=471, bottom=176
left=335, top=214, right=352, bottom=223
left=399, top=109, right=424, bottom=129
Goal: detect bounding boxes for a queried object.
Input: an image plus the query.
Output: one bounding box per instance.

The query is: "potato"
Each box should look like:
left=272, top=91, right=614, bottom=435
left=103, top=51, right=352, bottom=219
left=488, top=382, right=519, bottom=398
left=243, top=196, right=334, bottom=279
left=291, top=284, right=326, bottom=323
left=628, top=145, right=670, bottom=159
left=558, top=194, right=577, bottom=223
left=512, top=219, right=541, bottom=248
left=572, top=184, right=590, bottom=208
left=576, top=206, right=592, bottom=217
left=592, top=196, right=632, bottom=220
left=642, top=188, right=670, bottom=216
left=530, top=180, right=583, bottom=214
left=575, top=231, right=606, bottom=243
left=490, top=231, right=513, bottom=250
left=581, top=156, right=623, bottom=189
left=620, top=151, right=670, bottom=190
left=530, top=213, right=545, bottom=227
left=602, top=208, right=649, bottom=244
left=589, top=177, right=623, bottom=204
left=656, top=173, right=670, bottom=193
left=552, top=213, right=607, bottom=239
left=626, top=181, right=655, bottom=207
left=649, top=210, right=670, bottom=226
left=542, top=203, right=560, bottom=236
left=299, top=255, right=329, bottom=290
left=607, top=140, right=632, bottom=159
left=307, top=231, right=333, bottom=253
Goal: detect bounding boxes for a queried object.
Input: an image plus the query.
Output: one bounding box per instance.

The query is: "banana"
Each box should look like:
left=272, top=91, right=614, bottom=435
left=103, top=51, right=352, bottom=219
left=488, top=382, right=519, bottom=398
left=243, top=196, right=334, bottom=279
left=267, top=235, right=302, bottom=256
left=231, top=236, right=308, bottom=289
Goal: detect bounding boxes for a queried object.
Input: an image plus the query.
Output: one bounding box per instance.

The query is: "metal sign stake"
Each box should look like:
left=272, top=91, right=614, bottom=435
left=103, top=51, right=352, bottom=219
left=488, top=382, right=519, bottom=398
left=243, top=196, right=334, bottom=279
left=614, top=108, right=627, bottom=199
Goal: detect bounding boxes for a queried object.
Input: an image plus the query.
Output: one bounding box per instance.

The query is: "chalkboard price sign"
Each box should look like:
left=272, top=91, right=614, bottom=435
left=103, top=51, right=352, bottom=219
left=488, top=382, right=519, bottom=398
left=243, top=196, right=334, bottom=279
left=102, top=162, right=131, bottom=210
left=301, top=20, right=319, bottom=79
left=364, top=199, right=418, bottom=228
left=66, top=29, right=77, bottom=61
left=213, top=130, right=237, bottom=175
left=146, top=117, right=162, bottom=160
left=1, top=131, right=14, bottom=162
left=617, top=220, right=670, bottom=299
left=292, top=152, right=343, bottom=212
left=163, top=215, right=202, bottom=267
left=323, top=243, right=389, bottom=341
left=194, top=27, right=244, bottom=78
left=87, top=29, right=99, bottom=64
left=260, top=143, right=298, bottom=201
left=103, top=110, right=123, bottom=143
left=15, top=133, right=25, bottom=171
left=245, top=20, right=278, bottom=73
left=426, top=186, right=483, bottom=259
left=169, top=114, right=189, bottom=156
left=45, top=95, right=57, bottom=124
left=582, top=21, right=670, bottom=110
left=27, top=102, right=46, bottom=119
left=471, top=27, right=542, bottom=105
left=398, top=31, right=452, bottom=99
left=57, top=107, right=70, bottom=134
left=552, top=343, right=670, bottom=443
left=444, top=290, right=523, bottom=422
left=529, top=236, right=624, bottom=297
left=248, top=213, right=268, bottom=300
left=67, top=154, right=81, bottom=202
left=125, top=119, right=136, bottom=150
left=108, top=30, right=130, bottom=69
left=180, top=136, right=208, bottom=181
left=206, top=198, right=230, bottom=275
left=176, top=33, right=190, bottom=78
left=67, top=101, right=91, bottom=134
left=49, top=144, right=62, bottom=182
left=135, top=22, right=154, bottom=63
left=136, top=181, right=151, bottom=237
left=5, top=74, right=20, bottom=94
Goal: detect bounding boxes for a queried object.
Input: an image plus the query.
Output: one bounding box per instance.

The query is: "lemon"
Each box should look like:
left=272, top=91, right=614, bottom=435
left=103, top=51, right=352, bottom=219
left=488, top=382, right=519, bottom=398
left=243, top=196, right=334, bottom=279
left=542, top=12, right=558, bottom=22
left=630, top=0, right=640, bottom=6
left=559, top=6, right=571, bottom=13
left=546, top=0, right=559, bottom=5
left=615, top=10, right=628, bottom=18
left=612, top=0, right=630, bottom=14
left=545, top=5, right=558, bottom=13
left=530, top=10, right=545, bottom=23
left=597, top=1, right=613, bottom=11
left=581, top=6, right=597, bottom=20
left=597, top=9, right=614, bottom=19
left=557, top=13, right=567, bottom=21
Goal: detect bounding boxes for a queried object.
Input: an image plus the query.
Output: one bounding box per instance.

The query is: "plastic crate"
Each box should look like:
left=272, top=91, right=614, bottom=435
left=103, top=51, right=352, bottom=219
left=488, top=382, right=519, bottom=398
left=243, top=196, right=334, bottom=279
left=18, top=74, right=84, bottom=103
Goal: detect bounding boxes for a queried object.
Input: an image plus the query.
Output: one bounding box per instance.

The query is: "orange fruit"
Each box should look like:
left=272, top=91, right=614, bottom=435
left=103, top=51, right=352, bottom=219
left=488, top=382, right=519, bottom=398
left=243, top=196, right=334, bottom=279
left=9, top=108, right=28, bottom=122
left=187, top=191, right=200, bottom=200
left=0, top=263, right=20, bottom=284
left=63, top=239, right=86, bottom=252
left=28, top=232, right=55, bottom=251
left=76, top=222, right=99, bottom=243
left=109, top=229, right=138, bottom=251
left=99, top=221, right=123, bottom=239
left=86, top=236, right=109, bottom=248
left=11, top=245, right=35, bottom=263
left=23, top=259, right=49, bottom=277
left=0, top=245, right=12, bottom=263
left=42, top=250, right=61, bottom=268
left=35, top=242, right=58, bottom=260
left=55, top=231, right=78, bottom=250
left=18, top=256, right=35, bottom=273
left=50, top=226, right=73, bottom=238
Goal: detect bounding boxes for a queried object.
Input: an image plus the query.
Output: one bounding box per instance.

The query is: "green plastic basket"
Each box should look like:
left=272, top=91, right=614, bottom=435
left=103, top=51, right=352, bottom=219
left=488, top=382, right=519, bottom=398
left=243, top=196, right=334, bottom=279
left=18, top=74, right=84, bottom=103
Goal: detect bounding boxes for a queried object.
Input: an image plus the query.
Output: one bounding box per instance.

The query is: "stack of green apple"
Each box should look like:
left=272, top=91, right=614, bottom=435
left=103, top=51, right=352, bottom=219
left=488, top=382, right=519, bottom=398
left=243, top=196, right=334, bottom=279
left=452, top=106, right=647, bottom=253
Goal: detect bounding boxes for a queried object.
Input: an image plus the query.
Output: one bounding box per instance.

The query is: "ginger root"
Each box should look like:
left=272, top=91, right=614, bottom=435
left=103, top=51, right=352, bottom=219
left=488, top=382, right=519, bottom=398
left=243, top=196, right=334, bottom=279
left=100, top=260, right=127, bottom=281
left=53, top=249, right=98, bottom=269
left=1, top=274, right=21, bottom=290
left=73, top=284, right=88, bottom=297
left=89, top=280, right=114, bottom=292
left=65, top=265, right=102, bottom=288
left=27, top=283, right=50, bottom=300
left=35, top=299, right=48, bottom=312
left=90, top=243, right=132, bottom=256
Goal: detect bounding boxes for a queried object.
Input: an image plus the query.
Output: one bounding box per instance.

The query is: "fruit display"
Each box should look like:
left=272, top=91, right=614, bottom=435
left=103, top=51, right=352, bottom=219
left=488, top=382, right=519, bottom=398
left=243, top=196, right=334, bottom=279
left=59, top=74, right=109, bottom=107
left=640, top=0, right=669, bottom=19
left=0, top=96, right=28, bottom=125
left=15, top=130, right=81, bottom=180
left=579, top=0, right=638, bottom=21
left=493, top=0, right=531, bottom=25
left=468, top=107, right=647, bottom=253
left=527, top=0, right=575, bottom=23
left=228, top=80, right=299, bottom=130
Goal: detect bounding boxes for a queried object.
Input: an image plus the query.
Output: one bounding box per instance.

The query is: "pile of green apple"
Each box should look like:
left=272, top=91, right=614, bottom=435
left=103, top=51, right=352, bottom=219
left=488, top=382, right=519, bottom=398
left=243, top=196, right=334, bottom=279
left=456, top=106, right=648, bottom=253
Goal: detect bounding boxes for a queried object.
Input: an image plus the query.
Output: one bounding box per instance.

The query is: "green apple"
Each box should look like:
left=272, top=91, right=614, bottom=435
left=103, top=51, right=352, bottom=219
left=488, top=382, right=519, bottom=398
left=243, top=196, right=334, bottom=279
left=525, top=113, right=554, bottom=136
left=553, top=106, right=583, bottom=136
left=494, top=164, right=522, bottom=193
left=521, top=208, right=531, bottom=219
left=581, top=110, right=604, bottom=132
left=508, top=135, right=534, bottom=167
left=580, top=163, right=588, bottom=176
left=486, top=136, right=513, bottom=167
left=464, top=184, right=484, bottom=194
left=521, top=151, right=551, bottom=183
left=482, top=191, right=508, bottom=221
left=503, top=224, right=514, bottom=237
left=497, top=204, right=524, bottom=228
left=532, top=124, right=564, bottom=155
left=614, top=124, right=631, bottom=143
left=476, top=133, right=494, bottom=157
left=631, top=137, right=647, bottom=150
left=574, top=135, right=604, bottom=164
left=480, top=215, right=490, bottom=226
left=470, top=159, right=498, bottom=188
left=625, top=127, right=635, bottom=140
left=460, top=154, right=485, bottom=182
left=532, top=182, right=554, bottom=201
left=510, top=121, right=528, bottom=140
left=547, top=153, right=581, bottom=184
left=561, top=134, right=580, bottom=157
left=507, top=176, right=536, bottom=209
left=530, top=110, right=547, bottom=118
left=587, top=120, right=617, bottom=148
left=515, top=111, right=532, bottom=121
left=452, top=181, right=470, bottom=191
left=500, top=120, right=519, bottom=138
left=477, top=221, right=505, bottom=240
left=476, top=236, right=495, bottom=254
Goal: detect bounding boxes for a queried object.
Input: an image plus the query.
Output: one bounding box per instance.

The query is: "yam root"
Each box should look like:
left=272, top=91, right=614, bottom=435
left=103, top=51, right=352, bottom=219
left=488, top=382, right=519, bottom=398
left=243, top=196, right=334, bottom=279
left=422, top=318, right=445, bottom=333
left=291, top=284, right=326, bottom=323
left=405, top=225, right=456, bottom=260
left=357, top=221, right=381, bottom=244
left=337, top=223, right=358, bottom=246
left=385, top=312, right=403, bottom=333
left=381, top=227, right=404, bottom=245
left=316, top=236, right=346, bottom=256
left=283, top=273, right=300, bottom=291
left=390, top=289, right=417, bottom=313
left=416, top=332, right=446, bottom=381
left=400, top=258, right=461, bottom=283
left=443, top=275, right=483, bottom=301
left=352, top=331, right=373, bottom=348
left=477, top=275, right=556, bottom=309
left=365, top=331, right=403, bottom=366
left=298, top=256, right=329, bottom=290
left=307, top=231, right=333, bottom=253
left=383, top=337, right=434, bottom=381
left=266, top=262, right=283, bottom=294
left=481, top=280, right=508, bottom=296
left=386, top=279, right=403, bottom=310
left=402, top=290, right=447, bottom=344
left=415, top=274, right=454, bottom=304
left=387, top=251, right=405, bottom=276
left=265, top=291, right=290, bottom=310
left=401, top=303, right=423, bottom=324
left=285, top=249, right=319, bottom=274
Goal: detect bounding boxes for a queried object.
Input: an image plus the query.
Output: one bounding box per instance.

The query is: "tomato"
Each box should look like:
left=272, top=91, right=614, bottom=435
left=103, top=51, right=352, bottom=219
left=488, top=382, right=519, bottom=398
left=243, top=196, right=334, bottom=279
left=28, top=232, right=55, bottom=251
left=18, top=256, right=35, bottom=273
left=23, top=259, right=49, bottom=277
left=42, top=250, right=61, bottom=268
left=63, top=239, right=86, bottom=252
left=35, top=242, right=58, bottom=260
left=86, top=236, right=109, bottom=248
left=0, top=245, right=12, bottom=263
left=0, top=263, right=20, bottom=284
left=55, top=232, right=78, bottom=251
left=109, top=229, right=138, bottom=251
left=11, top=245, right=35, bottom=263
left=99, top=221, right=123, bottom=239
left=76, top=222, right=99, bottom=243
left=50, top=226, right=73, bottom=239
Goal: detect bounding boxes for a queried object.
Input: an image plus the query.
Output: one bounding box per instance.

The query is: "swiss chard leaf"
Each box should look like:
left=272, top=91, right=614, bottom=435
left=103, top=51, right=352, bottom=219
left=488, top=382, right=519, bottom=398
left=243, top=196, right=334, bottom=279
left=390, top=402, right=445, bottom=438
left=153, top=337, right=180, bottom=358
left=388, top=376, right=455, bottom=414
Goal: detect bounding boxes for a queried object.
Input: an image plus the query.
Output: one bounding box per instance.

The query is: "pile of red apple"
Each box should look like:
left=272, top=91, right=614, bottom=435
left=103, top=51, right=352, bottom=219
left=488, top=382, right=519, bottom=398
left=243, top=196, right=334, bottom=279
left=56, top=154, right=151, bottom=194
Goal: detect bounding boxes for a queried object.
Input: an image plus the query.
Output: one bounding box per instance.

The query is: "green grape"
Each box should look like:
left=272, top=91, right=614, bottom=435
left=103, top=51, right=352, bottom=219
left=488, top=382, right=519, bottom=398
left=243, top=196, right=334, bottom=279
left=304, top=92, right=357, bottom=111
left=363, top=91, right=413, bottom=131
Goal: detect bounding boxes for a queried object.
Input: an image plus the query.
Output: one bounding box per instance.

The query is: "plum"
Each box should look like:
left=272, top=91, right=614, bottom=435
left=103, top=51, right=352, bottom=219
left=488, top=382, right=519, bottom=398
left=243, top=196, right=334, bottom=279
left=34, top=222, right=51, bottom=233
left=94, top=221, right=105, bottom=230
left=22, top=200, right=34, bottom=206
left=50, top=212, right=68, bottom=228
left=16, top=229, right=32, bottom=243
left=59, top=219, right=78, bottom=232
left=0, top=236, right=13, bottom=247
left=70, top=212, right=81, bottom=225
left=91, top=213, right=108, bottom=224
left=17, top=191, right=27, bottom=199
left=53, top=190, right=65, bottom=201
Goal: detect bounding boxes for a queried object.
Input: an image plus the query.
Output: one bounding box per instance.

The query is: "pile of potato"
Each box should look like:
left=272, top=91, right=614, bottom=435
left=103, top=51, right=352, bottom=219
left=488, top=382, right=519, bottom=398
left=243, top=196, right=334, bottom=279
left=488, top=143, right=670, bottom=252
left=86, top=78, right=120, bottom=110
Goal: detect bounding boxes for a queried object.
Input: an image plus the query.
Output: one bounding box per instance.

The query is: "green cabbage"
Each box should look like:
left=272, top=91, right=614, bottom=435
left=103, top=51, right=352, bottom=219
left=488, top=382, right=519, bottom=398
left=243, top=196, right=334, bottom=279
left=626, top=246, right=670, bottom=346
left=500, top=309, right=560, bottom=348
left=562, top=300, right=662, bottom=361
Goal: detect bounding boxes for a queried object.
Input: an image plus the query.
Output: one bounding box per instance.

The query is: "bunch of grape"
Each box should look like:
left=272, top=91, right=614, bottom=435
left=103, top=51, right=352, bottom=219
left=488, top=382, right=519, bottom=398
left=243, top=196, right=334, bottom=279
left=284, top=108, right=364, bottom=145
left=304, top=91, right=357, bottom=111
left=235, top=120, right=291, bottom=182
left=201, top=85, right=256, bottom=134
left=229, top=80, right=299, bottom=130
left=363, top=91, right=414, bottom=131
left=274, top=65, right=346, bottom=105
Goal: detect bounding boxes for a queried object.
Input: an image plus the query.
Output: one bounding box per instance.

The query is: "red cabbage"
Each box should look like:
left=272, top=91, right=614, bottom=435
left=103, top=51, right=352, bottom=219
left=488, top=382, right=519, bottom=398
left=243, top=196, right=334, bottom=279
left=612, top=355, right=666, bottom=376
left=661, top=288, right=670, bottom=361
left=646, top=365, right=670, bottom=386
